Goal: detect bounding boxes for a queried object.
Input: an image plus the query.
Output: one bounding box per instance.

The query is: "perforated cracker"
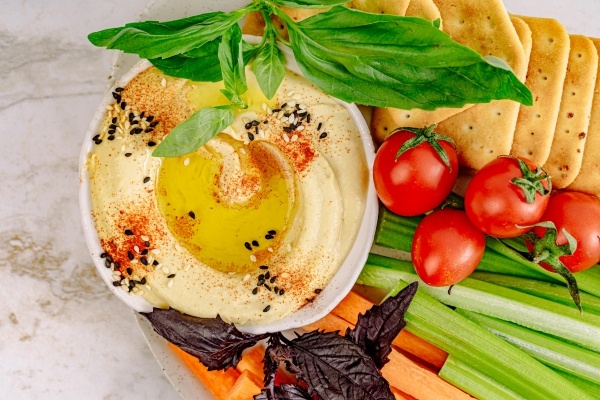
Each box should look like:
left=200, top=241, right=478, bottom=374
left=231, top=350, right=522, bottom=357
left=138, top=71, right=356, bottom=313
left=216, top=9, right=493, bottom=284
left=405, top=0, right=442, bottom=27
left=510, top=16, right=570, bottom=166
left=544, top=35, right=598, bottom=188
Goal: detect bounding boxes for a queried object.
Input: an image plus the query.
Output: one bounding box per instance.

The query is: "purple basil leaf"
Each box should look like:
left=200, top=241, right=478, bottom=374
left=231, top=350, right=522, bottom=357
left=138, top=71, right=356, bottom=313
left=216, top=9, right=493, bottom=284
left=346, top=282, right=418, bottom=368
left=284, top=331, right=394, bottom=400
left=141, top=308, right=268, bottom=370
left=254, top=384, right=313, bottom=400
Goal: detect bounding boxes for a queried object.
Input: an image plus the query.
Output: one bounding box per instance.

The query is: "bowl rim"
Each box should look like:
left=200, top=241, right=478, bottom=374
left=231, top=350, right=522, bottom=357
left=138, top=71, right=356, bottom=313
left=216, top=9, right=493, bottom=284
left=79, top=37, right=378, bottom=334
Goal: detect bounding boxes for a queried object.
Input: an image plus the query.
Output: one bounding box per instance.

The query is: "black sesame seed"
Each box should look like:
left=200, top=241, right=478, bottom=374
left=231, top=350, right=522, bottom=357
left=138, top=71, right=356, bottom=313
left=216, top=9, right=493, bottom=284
left=126, top=268, right=133, bottom=275
left=140, top=111, right=145, bottom=119
left=268, top=230, right=276, bottom=235
left=141, top=257, right=148, bottom=266
left=279, top=289, right=285, bottom=295
left=270, top=276, right=276, bottom=283
left=263, top=305, right=271, bottom=312
left=130, top=281, right=136, bottom=287
left=106, top=255, right=113, bottom=263
left=120, top=102, right=126, bottom=110
left=189, top=211, right=196, bottom=219
left=259, top=265, right=269, bottom=270
left=317, top=122, right=323, bottom=131
left=129, top=112, right=134, bottom=121
left=263, top=120, right=268, bottom=124
left=127, top=251, right=134, bottom=260
left=248, top=132, right=255, bottom=141
left=255, top=126, right=259, bottom=135
left=272, top=109, right=281, bottom=113
left=307, top=114, right=311, bottom=123
left=124, top=229, right=134, bottom=236
left=112, top=92, right=120, bottom=100
left=281, top=103, right=287, bottom=108
left=252, top=240, right=259, bottom=247
left=141, top=249, right=148, bottom=255
left=144, top=241, right=150, bottom=247
left=113, top=262, right=120, bottom=269
left=107, top=129, right=116, bottom=134
left=320, top=132, right=328, bottom=139
left=112, top=117, right=118, bottom=123
left=153, top=260, right=159, bottom=266
left=100, top=253, right=107, bottom=259
left=265, top=271, right=271, bottom=280
left=283, top=126, right=292, bottom=133
left=108, top=135, right=115, bottom=141
left=93, top=134, right=100, bottom=141
left=144, top=128, right=154, bottom=133
left=115, top=87, right=124, bottom=92
left=252, top=288, right=258, bottom=295
left=148, top=141, right=157, bottom=147
left=112, top=281, right=121, bottom=287
left=245, top=122, right=252, bottom=130
left=257, top=279, right=265, bottom=286
left=264, top=284, right=271, bottom=291
left=274, top=286, right=279, bottom=294
left=125, top=152, right=132, bottom=157
left=284, top=113, right=291, bottom=118
left=146, top=116, right=154, bottom=122
left=94, top=139, right=102, bottom=145
left=130, top=127, right=143, bottom=135
left=265, top=234, right=274, bottom=240
left=143, top=176, right=150, bottom=184
left=104, top=259, right=111, bottom=268
left=109, top=124, right=117, bottom=129
left=252, top=120, right=259, bottom=126
left=130, top=120, right=138, bottom=125
left=314, top=288, right=322, bottom=294
left=140, top=277, right=147, bottom=284
left=167, top=274, right=176, bottom=279
left=258, top=274, right=265, bottom=281
left=306, top=298, right=313, bottom=303
left=150, top=121, right=159, bottom=127
left=244, top=242, right=252, bottom=251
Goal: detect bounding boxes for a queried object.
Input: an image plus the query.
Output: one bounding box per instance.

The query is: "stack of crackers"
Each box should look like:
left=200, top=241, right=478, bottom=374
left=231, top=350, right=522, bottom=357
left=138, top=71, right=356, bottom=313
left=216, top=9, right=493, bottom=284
left=243, top=0, right=600, bottom=197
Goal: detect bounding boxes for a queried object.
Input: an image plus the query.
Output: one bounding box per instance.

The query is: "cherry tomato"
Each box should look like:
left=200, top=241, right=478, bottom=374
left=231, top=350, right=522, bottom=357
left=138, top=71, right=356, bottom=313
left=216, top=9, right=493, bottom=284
left=532, top=191, right=600, bottom=273
left=373, top=127, right=458, bottom=216
left=465, top=156, right=551, bottom=238
left=411, top=209, right=486, bottom=286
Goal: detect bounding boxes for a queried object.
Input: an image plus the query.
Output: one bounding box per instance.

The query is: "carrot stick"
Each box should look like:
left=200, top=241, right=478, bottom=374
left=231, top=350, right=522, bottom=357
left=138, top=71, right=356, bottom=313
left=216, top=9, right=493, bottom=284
left=333, top=291, right=448, bottom=369
left=392, top=386, right=417, bottom=400
left=226, top=369, right=263, bottom=400
left=304, top=313, right=474, bottom=400
left=168, top=343, right=239, bottom=400
left=236, top=346, right=266, bottom=382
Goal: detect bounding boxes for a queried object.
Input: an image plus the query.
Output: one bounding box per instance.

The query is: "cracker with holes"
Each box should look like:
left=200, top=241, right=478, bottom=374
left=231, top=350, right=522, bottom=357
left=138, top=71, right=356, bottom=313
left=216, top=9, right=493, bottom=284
left=544, top=35, right=598, bottom=188
left=429, top=0, right=530, bottom=169
left=510, top=17, right=570, bottom=166
left=569, top=38, right=600, bottom=196
left=405, top=0, right=442, bottom=28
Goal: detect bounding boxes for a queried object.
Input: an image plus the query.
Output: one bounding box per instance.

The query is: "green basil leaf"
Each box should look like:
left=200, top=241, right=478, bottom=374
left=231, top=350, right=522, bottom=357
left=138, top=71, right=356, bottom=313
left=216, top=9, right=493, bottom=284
left=149, top=39, right=222, bottom=82
left=88, top=10, right=246, bottom=59
left=252, top=36, right=286, bottom=99
left=269, top=0, right=347, bottom=9
left=284, top=6, right=533, bottom=110
left=152, top=107, right=233, bottom=157
left=218, top=24, right=247, bottom=105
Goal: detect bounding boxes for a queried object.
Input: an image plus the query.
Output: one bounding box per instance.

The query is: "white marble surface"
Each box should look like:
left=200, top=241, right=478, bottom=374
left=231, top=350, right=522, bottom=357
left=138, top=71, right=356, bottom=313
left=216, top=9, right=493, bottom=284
left=0, top=1, right=179, bottom=399
left=2, top=1, right=599, bottom=399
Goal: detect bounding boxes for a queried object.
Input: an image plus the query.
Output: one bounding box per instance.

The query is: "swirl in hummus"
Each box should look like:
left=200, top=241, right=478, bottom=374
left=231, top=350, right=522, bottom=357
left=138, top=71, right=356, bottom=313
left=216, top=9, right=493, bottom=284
left=86, top=64, right=368, bottom=325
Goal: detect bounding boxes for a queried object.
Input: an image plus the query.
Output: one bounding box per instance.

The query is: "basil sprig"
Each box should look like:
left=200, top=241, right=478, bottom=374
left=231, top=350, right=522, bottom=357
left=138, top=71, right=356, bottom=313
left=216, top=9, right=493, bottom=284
left=89, top=0, right=534, bottom=158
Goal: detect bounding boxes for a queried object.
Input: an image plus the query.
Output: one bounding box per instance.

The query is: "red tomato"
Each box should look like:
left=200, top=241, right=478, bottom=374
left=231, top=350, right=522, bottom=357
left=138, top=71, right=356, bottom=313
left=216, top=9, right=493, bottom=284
left=465, top=156, right=551, bottom=238
left=373, top=128, right=458, bottom=216
left=532, top=191, right=600, bottom=273
left=411, top=209, right=486, bottom=286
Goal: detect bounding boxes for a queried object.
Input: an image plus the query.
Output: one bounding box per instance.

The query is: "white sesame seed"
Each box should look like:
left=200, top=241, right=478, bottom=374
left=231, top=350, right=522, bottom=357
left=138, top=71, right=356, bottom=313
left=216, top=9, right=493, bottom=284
left=250, top=255, right=257, bottom=262
left=106, top=105, right=113, bottom=111
left=287, top=90, right=295, bottom=96
left=114, top=270, right=122, bottom=276
left=183, top=158, right=190, bottom=166
left=175, top=244, right=182, bottom=251
left=288, top=101, right=297, bottom=108
left=283, top=134, right=290, bottom=143
left=281, top=272, right=290, bottom=279
left=162, top=266, right=170, bottom=274
left=184, top=264, right=191, bottom=271
left=239, top=148, right=247, bottom=155
left=293, top=94, right=301, bottom=100
left=267, top=247, right=274, bottom=253
left=262, top=103, right=267, bottom=111
left=168, top=279, right=174, bottom=288
left=259, top=129, right=265, bottom=138
left=267, top=108, right=273, bottom=115
left=132, top=275, right=140, bottom=282
left=299, top=104, right=307, bottom=110
left=297, top=125, right=305, bottom=131
left=291, top=134, right=298, bottom=142
left=134, top=245, right=140, bottom=253
left=243, top=140, right=250, bottom=146
left=161, top=78, right=167, bottom=87
left=120, top=145, right=126, bottom=152
left=123, top=278, right=130, bottom=286
left=146, top=285, right=152, bottom=291
left=288, top=115, right=295, bottom=124
left=152, top=249, right=160, bottom=255
left=297, top=109, right=307, bottom=115
left=141, top=235, right=149, bottom=242
left=278, top=111, right=285, bottom=119
left=243, top=274, right=251, bottom=282
left=130, top=259, right=138, bottom=264
left=124, top=121, right=130, bottom=130
left=112, top=274, right=120, bottom=281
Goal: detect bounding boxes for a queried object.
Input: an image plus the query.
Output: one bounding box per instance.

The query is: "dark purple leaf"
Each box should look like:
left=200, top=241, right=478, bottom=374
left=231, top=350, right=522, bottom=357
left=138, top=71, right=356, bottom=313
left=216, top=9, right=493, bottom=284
left=141, top=308, right=268, bottom=370
left=254, top=384, right=313, bottom=400
left=346, top=282, right=418, bottom=368
left=283, top=331, right=394, bottom=400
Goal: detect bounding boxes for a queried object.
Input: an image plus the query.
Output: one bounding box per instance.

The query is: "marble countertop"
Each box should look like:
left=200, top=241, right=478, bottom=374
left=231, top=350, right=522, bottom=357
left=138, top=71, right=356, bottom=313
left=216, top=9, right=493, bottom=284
left=1, top=1, right=598, bottom=399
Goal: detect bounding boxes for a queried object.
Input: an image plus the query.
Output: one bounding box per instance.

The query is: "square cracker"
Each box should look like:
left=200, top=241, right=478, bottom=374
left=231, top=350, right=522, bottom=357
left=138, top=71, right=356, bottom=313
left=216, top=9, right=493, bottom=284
left=405, top=0, right=442, bottom=29
left=569, top=38, right=600, bottom=196
left=544, top=35, right=598, bottom=188
left=430, top=0, right=530, bottom=169
left=510, top=16, right=570, bottom=166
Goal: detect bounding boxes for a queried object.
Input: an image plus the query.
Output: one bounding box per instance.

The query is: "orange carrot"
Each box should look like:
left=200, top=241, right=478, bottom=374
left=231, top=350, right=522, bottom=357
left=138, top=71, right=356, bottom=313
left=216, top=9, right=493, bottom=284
left=304, top=313, right=474, bottom=400
left=236, top=346, right=266, bottom=382
left=392, top=386, right=417, bottom=400
left=168, top=343, right=239, bottom=400
left=226, top=369, right=263, bottom=400
left=333, top=291, right=448, bottom=369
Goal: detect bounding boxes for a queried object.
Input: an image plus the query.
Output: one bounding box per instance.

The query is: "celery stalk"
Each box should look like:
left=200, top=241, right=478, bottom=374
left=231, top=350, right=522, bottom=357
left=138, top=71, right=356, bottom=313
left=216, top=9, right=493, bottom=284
left=363, top=253, right=600, bottom=352
left=357, top=263, right=595, bottom=400
left=554, top=369, right=600, bottom=399
left=470, top=271, right=600, bottom=316
left=439, top=355, right=526, bottom=400
left=457, top=309, right=600, bottom=385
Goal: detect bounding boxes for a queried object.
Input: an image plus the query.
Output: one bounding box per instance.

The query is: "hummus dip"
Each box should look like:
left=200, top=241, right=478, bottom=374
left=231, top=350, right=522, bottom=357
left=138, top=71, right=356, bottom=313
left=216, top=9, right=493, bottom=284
left=86, top=64, right=368, bottom=325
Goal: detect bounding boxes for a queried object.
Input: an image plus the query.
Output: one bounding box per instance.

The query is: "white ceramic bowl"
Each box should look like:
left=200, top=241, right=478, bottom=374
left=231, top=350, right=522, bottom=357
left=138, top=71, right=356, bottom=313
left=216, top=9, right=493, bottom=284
left=79, top=39, right=378, bottom=334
